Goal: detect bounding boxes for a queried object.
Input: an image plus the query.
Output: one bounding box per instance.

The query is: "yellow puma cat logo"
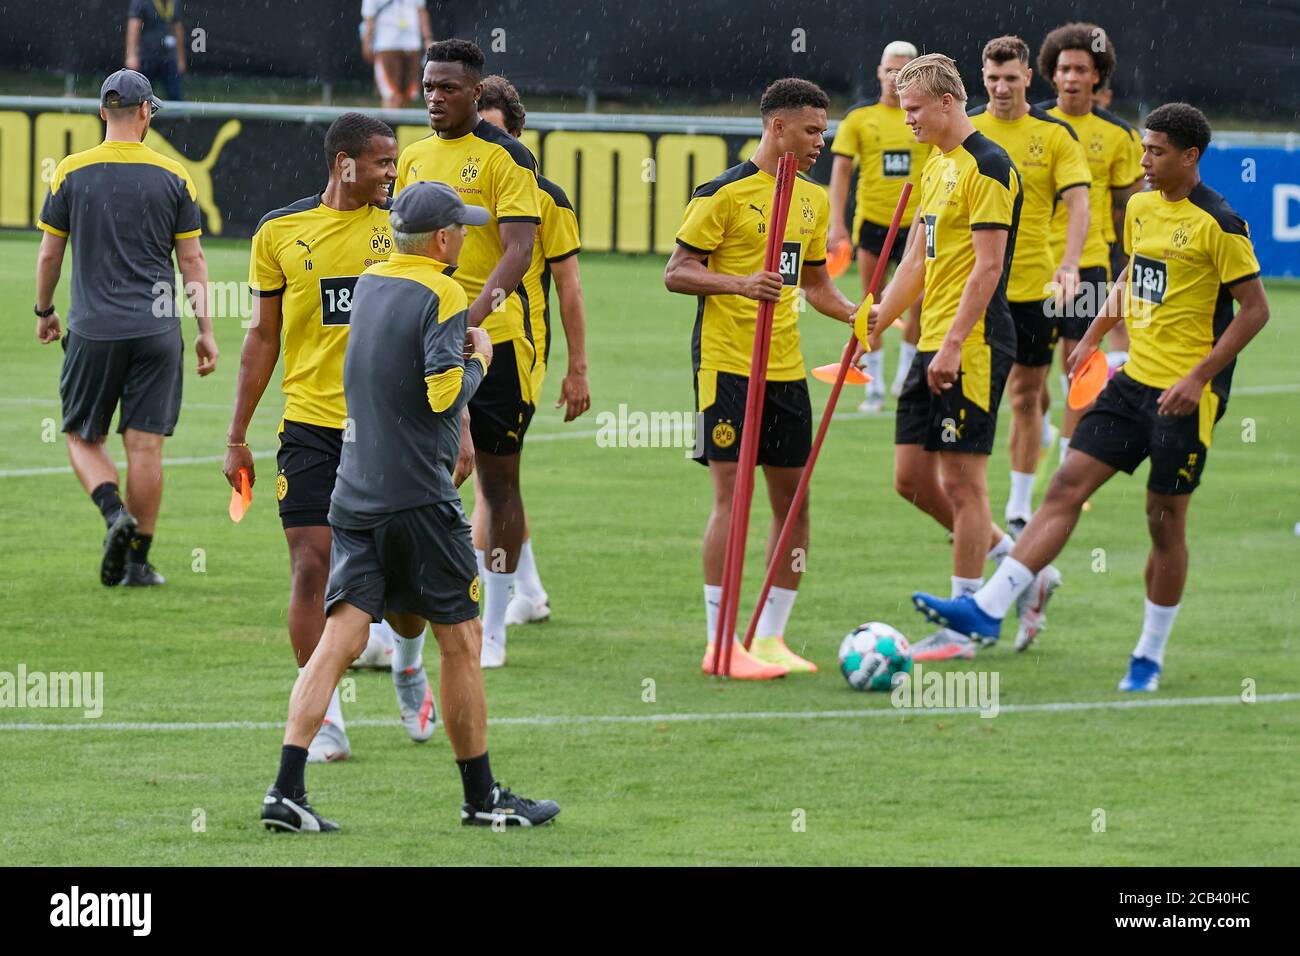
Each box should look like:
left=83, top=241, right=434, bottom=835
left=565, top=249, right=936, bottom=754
left=145, top=119, right=241, bottom=234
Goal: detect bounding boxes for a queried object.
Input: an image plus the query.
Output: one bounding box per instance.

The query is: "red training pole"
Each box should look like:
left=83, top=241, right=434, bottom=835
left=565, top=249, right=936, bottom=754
left=714, top=152, right=798, bottom=677
left=741, top=183, right=913, bottom=652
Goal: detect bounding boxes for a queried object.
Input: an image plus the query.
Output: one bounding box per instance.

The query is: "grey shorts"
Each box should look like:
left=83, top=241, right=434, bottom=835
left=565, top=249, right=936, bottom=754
left=325, top=502, right=481, bottom=626
left=60, top=326, right=183, bottom=441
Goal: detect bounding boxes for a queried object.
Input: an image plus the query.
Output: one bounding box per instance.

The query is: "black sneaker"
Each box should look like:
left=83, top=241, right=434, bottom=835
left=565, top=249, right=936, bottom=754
left=101, top=510, right=138, bottom=587
left=122, top=562, right=166, bottom=587
left=461, top=784, right=560, bottom=828
left=261, top=786, right=339, bottom=833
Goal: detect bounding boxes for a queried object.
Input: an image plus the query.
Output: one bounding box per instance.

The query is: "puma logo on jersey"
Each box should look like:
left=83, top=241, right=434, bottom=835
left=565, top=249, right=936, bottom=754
left=749, top=203, right=766, bottom=217
left=296, top=239, right=314, bottom=254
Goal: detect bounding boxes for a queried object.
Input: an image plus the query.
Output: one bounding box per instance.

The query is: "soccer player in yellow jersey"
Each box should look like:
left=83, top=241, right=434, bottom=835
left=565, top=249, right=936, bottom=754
left=829, top=40, right=930, bottom=411
left=222, top=114, right=437, bottom=762
left=914, top=104, right=1270, bottom=690
left=665, top=78, right=861, bottom=680
left=476, top=75, right=591, bottom=630
left=1036, top=23, right=1145, bottom=463
left=968, top=36, right=1091, bottom=539
left=866, top=53, right=1050, bottom=662
left=395, top=40, right=541, bottom=669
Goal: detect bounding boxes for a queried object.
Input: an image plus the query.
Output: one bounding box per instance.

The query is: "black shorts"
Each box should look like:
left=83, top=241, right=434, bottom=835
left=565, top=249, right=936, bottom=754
left=325, top=501, right=480, bottom=626
left=59, top=327, right=183, bottom=441
left=1069, top=370, right=1225, bottom=496
left=857, top=220, right=910, bottom=265
left=277, top=420, right=343, bottom=529
left=1008, top=299, right=1058, bottom=367
left=894, top=347, right=1013, bottom=454
left=693, top=370, right=812, bottom=468
left=1059, top=265, right=1110, bottom=343
left=469, top=339, right=536, bottom=456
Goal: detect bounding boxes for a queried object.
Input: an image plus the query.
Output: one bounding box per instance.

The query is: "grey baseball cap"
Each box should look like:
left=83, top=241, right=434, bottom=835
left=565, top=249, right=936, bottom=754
left=390, top=181, right=490, bottom=233
left=100, top=69, right=163, bottom=112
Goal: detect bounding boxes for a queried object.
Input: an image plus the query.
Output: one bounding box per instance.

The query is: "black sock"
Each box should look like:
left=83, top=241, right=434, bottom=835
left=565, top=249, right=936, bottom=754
left=275, top=745, right=309, bottom=801
left=128, top=533, right=153, bottom=566
left=90, top=482, right=124, bottom=526
left=457, top=752, right=495, bottom=808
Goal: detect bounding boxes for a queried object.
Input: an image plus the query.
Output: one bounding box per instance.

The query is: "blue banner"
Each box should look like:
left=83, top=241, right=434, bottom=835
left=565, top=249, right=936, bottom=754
left=1201, top=142, right=1300, bottom=279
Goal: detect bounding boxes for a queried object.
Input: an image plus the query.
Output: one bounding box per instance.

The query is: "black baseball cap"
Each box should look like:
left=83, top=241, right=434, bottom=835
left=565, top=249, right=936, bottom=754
left=390, top=182, right=491, bottom=232
left=100, top=70, right=164, bottom=112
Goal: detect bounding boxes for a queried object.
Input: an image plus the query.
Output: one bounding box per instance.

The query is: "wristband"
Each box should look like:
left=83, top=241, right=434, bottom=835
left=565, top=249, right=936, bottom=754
left=34, top=304, right=55, bottom=318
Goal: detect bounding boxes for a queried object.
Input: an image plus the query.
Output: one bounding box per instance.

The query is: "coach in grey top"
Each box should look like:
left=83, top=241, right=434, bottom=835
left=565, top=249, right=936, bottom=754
left=329, top=181, right=491, bottom=527
left=35, top=68, right=217, bottom=589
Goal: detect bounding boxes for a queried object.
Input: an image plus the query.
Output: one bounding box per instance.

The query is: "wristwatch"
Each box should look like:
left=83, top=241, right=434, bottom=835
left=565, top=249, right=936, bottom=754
left=34, top=304, right=55, bottom=318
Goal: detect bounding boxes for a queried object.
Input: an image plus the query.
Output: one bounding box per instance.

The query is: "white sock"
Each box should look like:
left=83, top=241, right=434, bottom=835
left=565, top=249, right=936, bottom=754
left=952, top=575, right=983, bottom=598
left=483, top=570, right=514, bottom=646
left=368, top=617, right=394, bottom=652
left=1133, top=598, right=1179, bottom=665
left=514, top=538, right=546, bottom=602
left=973, top=558, right=1034, bottom=619
left=1059, top=373, right=1069, bottom=398
left=756, top=586, right=798, bottom=640
left=302, top=666, right=346, bottom=732
left=1007, top=471, right=1035, bottom=520
left=1106, top=350, right=1129, bottom=371
left=987, top=533, right=1014, bottom=563
left=1058, top=435, right=1070, bottom=465
left=704, top=583, right=725, bottom=645
left=863, top=351, right=885, bottom=397
left=1040, top=410, right=1054, bottom=447
left=391, top=624, right=425, bottom=675
left=475, top=548, right=486, bottom=579
left=896, top=340, right=918, bottom=386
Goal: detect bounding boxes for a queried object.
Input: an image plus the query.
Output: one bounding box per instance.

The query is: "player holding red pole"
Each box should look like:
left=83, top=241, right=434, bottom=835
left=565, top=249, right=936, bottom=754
left=665, top=78, right=860, bottom=679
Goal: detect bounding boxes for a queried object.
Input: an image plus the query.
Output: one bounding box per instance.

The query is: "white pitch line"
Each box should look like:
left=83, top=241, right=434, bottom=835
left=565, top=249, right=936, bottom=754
left=0, top=691, right=1295, bottom=732
left=2, top=381, right=1296, bottom=479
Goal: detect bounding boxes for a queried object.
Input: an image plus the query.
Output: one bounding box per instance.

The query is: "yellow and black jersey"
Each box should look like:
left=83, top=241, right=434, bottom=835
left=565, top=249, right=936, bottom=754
left=1042, top=102, right=1144, bottom=274
left=248, top=194, right=394, bottom=430
left=1122, top=183, right=1260, bottom=404
left=394, top=119, right=540, bottom=349
left=522, top=174, right=581, bottom=392
left=676, top=159, right=830, bottom=387
left=916, top=131, right=1021, bottom=368
left=969, top=104, right=1090, bottom=303
left=831, top=99, right=930, bottom=229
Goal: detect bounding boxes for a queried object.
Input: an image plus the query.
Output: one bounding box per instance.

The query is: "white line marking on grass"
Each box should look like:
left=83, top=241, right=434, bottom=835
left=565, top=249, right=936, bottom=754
left=0, top=691, right=1295, bottom=732
left=2, top=382, right=1296, bottom=479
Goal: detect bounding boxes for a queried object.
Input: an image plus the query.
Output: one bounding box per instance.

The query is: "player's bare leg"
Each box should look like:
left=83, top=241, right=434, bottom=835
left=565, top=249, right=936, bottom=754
left=261, top=602, right=371, bottom=833
left=285, top=526, right=350, bottom=761
left=475, top=450, right=525, bottom=667
left=749, top=464, right=815, bottom=671
left=429, top=616, right=488, bottom=760
left=1008, top=449, right=1116, bottom=572
left=68, top=432, right=137, bottom=586
left=283, top=601, right=370, bottom=749
left=1004, top=362, right=1051, bottom=534
left=700, top=460, right=785, bottom=678
left=118, top=428, right=166, bottom=585
left=911, top=449, right=1114, bottom=647
left=894, top=443, right=1008, bottom=553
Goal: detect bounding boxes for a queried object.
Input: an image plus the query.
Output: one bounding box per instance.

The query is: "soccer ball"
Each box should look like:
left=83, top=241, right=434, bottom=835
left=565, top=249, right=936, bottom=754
left=838, top=622, right=912, bottom=692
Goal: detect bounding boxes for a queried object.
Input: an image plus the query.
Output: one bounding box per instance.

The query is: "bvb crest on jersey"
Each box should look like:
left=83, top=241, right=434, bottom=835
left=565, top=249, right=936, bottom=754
left=1089, top=133, right=1105, bottom=158
left=1172, top=225, right=1190, bottom=249
left=1027, top=135, right=1045, bottom=161
left=800, top=197, right=815, bottom=224
left=370, top=225, right=392, bottom=254
left=460, top=156, right=481, bottom=184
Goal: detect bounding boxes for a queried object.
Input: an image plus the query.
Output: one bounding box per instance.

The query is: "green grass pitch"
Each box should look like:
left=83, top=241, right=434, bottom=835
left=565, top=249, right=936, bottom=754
left=1, top=232, right=1297, bottom=865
